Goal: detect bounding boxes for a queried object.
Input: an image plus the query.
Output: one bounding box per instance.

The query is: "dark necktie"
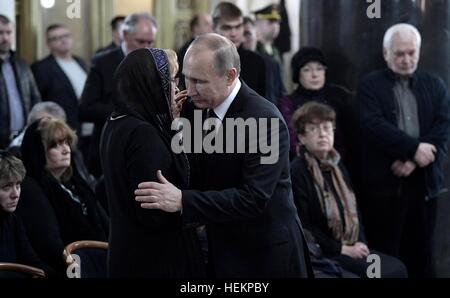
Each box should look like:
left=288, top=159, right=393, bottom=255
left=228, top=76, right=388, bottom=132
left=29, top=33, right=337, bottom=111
left=203, top=109, right=220, bottom=137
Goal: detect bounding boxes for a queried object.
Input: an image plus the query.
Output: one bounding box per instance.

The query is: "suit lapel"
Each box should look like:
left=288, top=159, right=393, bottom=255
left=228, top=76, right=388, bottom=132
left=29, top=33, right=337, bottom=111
left=223, top=81, right=249, bottom=119
left=49, top=55, right=78, bottom=100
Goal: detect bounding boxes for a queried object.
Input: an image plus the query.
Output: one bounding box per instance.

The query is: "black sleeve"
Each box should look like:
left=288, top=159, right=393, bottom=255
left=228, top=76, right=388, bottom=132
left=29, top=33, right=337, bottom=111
left=16, top=177, right=66, bottom=273
left=419, top=76, right=450, bottom=148
left=25, top=63, right=42, bottom=107
left=79, top=59, right=113, bottom=124
left=256, top=55, right=268, bottom=99
left=13, top=215, right=56, bottom=276
left=358, top=77, right=419, bottom=161
left=126, top=124, right=183, bottom=229
left=31, top=62, right=49, bottom=100
left=290, top=158, right=342, bottom=256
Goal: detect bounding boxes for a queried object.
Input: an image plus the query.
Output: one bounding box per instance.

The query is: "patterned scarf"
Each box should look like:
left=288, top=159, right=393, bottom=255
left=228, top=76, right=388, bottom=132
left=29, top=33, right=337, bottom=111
left=303, top=149, right=360, bottom=245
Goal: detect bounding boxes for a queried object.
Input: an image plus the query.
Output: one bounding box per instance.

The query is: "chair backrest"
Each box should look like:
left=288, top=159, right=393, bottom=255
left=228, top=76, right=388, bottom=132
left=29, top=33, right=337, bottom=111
left=0, top=262, right=45, bottom=278
left=63, top=240, right=108, bottom=278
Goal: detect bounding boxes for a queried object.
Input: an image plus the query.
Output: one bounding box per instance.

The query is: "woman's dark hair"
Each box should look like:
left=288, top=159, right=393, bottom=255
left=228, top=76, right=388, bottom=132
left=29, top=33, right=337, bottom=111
left=292, top=101, right=336, bottom=135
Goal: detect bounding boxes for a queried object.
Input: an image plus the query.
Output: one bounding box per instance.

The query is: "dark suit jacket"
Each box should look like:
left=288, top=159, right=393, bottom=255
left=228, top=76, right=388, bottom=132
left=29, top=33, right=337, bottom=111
left=79, top=48, right=125, bottom=177
left=181, top=82, right=310, bottom=278
left=31, top=55, right=87, bottom=131
left=238, top=46, right=268, bottom=99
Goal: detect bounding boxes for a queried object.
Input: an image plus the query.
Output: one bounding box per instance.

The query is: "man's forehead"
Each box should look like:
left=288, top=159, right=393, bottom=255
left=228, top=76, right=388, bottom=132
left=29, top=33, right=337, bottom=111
left=219, top=18, right=243, bottom=26
left=0, top=22, right=13, bottom=31
left=391, top=33, right=417, bottom=46
left=135, top=20, right=156, bottom=34
left=48, top=27, right=69, bottom=35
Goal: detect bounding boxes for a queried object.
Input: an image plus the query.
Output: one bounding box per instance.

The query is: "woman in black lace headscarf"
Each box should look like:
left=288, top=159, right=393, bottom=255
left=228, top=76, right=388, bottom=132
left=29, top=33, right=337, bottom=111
left=100, top=48, right=205, bottom=278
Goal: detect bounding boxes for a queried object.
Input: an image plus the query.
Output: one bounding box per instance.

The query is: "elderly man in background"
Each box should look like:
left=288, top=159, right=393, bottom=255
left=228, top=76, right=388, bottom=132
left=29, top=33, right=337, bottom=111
left=357, top=23, right=450, bottom=277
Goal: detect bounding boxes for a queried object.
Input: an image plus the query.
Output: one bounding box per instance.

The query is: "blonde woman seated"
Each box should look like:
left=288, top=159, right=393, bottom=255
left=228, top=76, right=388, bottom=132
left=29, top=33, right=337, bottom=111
left=290, top=102, right=407, bottom=278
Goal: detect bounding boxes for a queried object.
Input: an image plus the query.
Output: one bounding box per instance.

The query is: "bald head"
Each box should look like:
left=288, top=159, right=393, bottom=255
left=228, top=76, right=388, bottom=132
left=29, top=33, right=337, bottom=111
left=186, top=33, right=240, bottom=76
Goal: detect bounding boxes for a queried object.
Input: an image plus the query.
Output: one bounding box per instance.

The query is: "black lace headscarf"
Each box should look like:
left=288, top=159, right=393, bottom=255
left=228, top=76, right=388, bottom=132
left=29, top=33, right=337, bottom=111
left=112, top=48, right=189, bottom=187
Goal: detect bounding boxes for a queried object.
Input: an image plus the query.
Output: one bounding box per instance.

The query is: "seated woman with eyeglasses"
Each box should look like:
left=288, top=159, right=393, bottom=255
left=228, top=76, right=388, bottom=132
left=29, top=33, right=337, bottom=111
left=0, top=151, right=52, bottom=277
left=18, top=118, right=108, bottom=274
left=290, top=102, right=408, bottom=278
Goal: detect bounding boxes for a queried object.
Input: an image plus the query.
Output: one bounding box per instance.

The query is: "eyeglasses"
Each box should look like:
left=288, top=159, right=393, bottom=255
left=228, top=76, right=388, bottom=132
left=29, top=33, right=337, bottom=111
left=300, top=65, right=327, bottom=73
left=304, top=123, right=335, bottom=135
left=48, top=33, right=71, bottom=43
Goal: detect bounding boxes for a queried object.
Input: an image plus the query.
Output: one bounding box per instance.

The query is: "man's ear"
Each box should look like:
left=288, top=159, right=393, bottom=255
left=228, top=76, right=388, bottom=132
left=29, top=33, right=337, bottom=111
left=122, top=31, right=129, bottom=42
left=226, top=68, right=238, bottom=85
left=383, top=48, right=389, bottom=62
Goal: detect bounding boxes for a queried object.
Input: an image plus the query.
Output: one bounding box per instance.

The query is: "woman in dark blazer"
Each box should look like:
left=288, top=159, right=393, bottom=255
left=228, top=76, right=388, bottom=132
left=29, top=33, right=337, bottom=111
left=100, top=48, right=205, bottom=278
left=18, top=118, right=108, bottom=274
left=290, top=101, right=407, bottom=278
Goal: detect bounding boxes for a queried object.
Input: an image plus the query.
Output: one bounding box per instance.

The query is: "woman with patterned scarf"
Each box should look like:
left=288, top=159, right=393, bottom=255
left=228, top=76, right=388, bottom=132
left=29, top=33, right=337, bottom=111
left=290, top=101, right=407, bottom=278
left=100, top=48, right=205, bottom=278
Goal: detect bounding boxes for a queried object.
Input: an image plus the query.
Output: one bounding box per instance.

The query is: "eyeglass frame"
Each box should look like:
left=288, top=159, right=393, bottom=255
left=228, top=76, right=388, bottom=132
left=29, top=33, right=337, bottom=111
left=47, top=33, right=71, bottom=43
left=303, top=122, right=335, bottom=135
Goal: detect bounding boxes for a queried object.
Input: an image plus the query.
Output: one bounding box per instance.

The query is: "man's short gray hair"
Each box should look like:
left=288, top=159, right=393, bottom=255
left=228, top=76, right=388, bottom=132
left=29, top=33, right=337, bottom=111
left=188, top=33, right=241, bottom=76
left=28, top=102, right=67, bottom=124
left=121, top=12, right=158, bottom=36
left=383, top=23, right=422, bottom=50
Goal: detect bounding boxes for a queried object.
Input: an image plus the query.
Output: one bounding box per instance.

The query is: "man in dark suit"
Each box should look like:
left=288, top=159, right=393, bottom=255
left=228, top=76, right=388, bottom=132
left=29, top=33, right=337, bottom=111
left=135, top=33, right=311, bottom=278
left=79, top=12, right=158, bottom=177
left=357, top=23, right=450, bottom=277
left=32, top=24, right=87, bottom=132
left=211, top=2, right=268, bottom=99
left=0, top=14, right=41, bottom=149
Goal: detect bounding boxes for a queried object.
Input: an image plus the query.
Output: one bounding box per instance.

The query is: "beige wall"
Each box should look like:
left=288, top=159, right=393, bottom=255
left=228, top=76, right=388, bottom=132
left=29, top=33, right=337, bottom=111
left=113, top=0, right=153, bottom=16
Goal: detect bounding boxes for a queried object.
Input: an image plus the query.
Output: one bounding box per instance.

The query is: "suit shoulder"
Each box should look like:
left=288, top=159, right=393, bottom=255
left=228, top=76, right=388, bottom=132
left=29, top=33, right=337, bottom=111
left=415, top=71, right=446, bottom=86
left=31, top=55, right=54, bottom=71
left=360, top=69, right=386, bottom=83
left=245, top=93, right=283, bottom=119
left=108, top=116, right=159, bottom=138
left=91, top=48, right=121, bottom=65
